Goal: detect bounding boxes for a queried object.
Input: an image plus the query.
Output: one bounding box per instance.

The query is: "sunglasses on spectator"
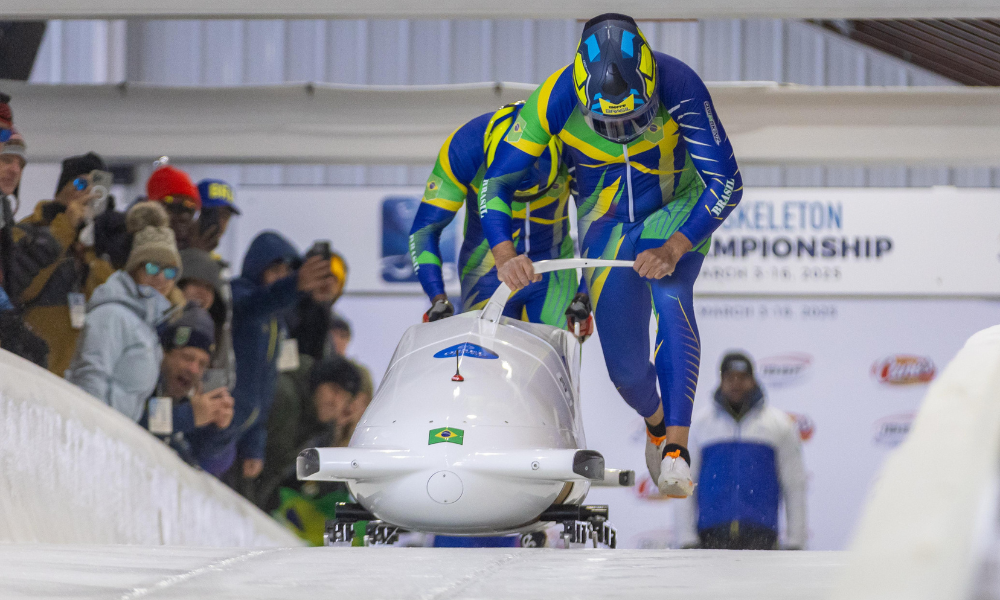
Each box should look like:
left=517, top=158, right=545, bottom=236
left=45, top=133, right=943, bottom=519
left=160, top=195, right=199, bottom=211
left=72, top=177, right=90, bottom=191
left=145, top=262, right=178, bottom=280
left=0, top=129, right=11, bottom=143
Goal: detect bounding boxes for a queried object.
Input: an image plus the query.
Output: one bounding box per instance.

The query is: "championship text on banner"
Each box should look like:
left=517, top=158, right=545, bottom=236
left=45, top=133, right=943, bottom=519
left=696, top=187, right=1000, bottom=296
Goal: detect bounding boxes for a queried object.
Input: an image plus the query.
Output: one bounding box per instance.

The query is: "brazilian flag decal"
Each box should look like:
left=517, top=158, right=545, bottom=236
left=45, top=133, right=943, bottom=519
left=429, top=427, right=464, bottom=445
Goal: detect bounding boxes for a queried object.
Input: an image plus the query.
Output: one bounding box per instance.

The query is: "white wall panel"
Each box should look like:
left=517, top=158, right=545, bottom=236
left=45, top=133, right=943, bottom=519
left=19, top=18, right=995, bottom=191
left=285, top=20, right=326, bottom=82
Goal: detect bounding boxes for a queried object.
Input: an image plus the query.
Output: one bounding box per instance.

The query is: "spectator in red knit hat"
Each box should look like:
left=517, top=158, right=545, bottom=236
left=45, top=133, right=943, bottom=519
left=147, top=164, right=201, bottom=251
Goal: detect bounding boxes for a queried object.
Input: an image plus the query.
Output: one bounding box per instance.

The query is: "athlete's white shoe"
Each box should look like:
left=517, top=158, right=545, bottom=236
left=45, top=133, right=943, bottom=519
left=658, top=449, right=694, bottom=498
left=645, top=435, right=665, bottom=483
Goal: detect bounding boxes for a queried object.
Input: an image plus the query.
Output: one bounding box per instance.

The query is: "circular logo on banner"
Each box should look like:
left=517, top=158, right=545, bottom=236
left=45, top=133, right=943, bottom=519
left=871, top=355, right=936, bottom=385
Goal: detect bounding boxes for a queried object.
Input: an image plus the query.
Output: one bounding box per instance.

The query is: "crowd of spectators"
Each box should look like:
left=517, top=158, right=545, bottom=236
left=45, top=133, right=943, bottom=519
left=0, top=92, right=369, bottom=544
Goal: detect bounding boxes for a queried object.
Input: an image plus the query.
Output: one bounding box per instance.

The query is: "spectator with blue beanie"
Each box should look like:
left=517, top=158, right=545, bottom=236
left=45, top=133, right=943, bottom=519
left=192, top=179, right=240, bottom=254
left=141, top=303, right=234, bottom=468
left=677, top=351, right=807, bottom=550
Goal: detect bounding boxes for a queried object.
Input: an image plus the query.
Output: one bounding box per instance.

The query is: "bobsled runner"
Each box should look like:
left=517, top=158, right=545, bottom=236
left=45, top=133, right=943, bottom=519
left=297, top=259, right=636, bottom=548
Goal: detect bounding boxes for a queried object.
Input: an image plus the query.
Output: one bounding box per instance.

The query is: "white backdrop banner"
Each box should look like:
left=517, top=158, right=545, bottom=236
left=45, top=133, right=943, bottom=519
left=697, top=187, right=1000, bottom=296
left=225, top=186, right=1000, bottom=298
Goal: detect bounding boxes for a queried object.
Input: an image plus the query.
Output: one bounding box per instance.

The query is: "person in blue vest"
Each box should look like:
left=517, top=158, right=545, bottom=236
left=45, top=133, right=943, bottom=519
left=677, top=352, right=807, bottom=550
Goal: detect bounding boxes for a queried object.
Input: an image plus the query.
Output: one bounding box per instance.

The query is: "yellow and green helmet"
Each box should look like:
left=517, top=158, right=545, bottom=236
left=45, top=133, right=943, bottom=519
left=573, top=14, right=658, bottom=144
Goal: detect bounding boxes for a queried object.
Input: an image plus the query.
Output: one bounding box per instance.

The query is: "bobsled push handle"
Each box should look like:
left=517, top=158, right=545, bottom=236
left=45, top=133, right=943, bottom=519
left=480, top=258, right=635, bottom=324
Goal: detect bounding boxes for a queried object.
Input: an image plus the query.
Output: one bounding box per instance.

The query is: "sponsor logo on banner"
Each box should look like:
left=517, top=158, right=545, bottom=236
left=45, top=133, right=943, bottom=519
left=758, top=352, right=813, bottom=388
left=871, top=355, right=936, bottom=385
left=787, top=412, right=815, bottom=442
left=873, top=413, right=916, bottom=447
left=433, top=343, right=499, bottom=360
left=381, top=196, right=458, bottom=283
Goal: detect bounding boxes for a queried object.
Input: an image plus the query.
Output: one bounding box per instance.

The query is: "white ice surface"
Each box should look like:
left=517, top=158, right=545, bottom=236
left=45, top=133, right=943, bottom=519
left=0, top=545, right=845, bottom=600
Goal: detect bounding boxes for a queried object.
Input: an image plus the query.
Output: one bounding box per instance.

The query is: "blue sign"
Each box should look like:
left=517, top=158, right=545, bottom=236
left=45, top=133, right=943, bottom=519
left=434, top=343, right=499, bottom=360
left=381, top=196, right=458, bottom=283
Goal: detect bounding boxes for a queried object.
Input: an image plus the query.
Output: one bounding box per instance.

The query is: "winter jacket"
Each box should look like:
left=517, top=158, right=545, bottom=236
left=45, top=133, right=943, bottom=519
left=65, top=270, right=173, bottom=422
left=139, top=380, right=226, bottom=469
left=259, top=353, right=320, bottom=504
left=8, top=201, right=114, bottom=376
left=677, top=387, right=807, bottom=549
left=202, top=232, right=301, bottom=473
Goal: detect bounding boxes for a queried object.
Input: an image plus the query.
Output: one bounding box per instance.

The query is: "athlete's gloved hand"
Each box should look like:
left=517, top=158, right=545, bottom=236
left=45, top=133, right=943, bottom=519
left=565, top=292, right=594, bottom=342
left=423, top=296, right=454, bottom=322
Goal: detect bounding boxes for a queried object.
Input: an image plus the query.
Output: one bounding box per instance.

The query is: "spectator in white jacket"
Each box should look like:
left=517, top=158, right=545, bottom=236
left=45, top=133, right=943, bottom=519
left=676, top=351, right=807, bottom=550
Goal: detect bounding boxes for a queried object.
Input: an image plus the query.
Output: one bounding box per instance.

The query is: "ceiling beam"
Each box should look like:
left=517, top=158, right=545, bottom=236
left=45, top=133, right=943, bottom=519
left=3, top=80, right=1000, bottom=166
left=5, top=1, right=1000, bottom=20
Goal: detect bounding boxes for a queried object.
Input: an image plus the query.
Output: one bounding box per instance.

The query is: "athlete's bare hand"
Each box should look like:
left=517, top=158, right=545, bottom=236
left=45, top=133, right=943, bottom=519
left=493, top=241, right=541, bottom=291
left=634, top=232, right=693, bottom=279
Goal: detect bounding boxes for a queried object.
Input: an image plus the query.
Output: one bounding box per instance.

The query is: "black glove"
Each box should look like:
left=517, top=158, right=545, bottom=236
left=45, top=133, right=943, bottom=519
left=564, top=292, right=594, bottom=341
left=423, top=298, right=454, bottom=322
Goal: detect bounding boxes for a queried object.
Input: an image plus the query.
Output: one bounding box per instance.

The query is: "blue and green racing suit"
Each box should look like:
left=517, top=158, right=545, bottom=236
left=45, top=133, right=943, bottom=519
left=409, top=104, right=581, bottom=327
left=480, top=52, right=743, bottom=427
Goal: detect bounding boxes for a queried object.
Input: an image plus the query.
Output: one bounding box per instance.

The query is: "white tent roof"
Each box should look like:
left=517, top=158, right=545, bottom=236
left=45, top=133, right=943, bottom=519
left=5, top=80, right=1000, bottom=166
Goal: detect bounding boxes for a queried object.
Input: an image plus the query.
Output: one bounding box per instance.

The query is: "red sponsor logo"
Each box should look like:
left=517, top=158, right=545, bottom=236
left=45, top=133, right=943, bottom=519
left=871, top=355, right=936, bottom=385
left=635, top=475, right=673, bottom=501
left=787, top=412, right=815, bottom=442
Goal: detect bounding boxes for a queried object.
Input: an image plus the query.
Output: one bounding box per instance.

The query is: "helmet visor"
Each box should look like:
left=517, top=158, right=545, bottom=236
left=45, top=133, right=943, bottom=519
left=584, top=95, right=659, bottom=144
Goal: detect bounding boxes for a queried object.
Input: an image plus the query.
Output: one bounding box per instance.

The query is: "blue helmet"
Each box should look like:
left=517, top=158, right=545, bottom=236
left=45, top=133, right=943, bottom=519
left=573, top=14, right=658, bottom=144
left=484, top=102, right=563, bottom=199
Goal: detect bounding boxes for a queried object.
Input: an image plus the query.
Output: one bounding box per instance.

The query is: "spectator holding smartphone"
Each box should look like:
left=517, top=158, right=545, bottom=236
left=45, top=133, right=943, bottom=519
left=141, top=303, right=234, bottom=468
left=7, top=152, right=116, bottom=375
left=66, top=202, right=181, bottom=422
left=200, top=231, right=339, bottom=485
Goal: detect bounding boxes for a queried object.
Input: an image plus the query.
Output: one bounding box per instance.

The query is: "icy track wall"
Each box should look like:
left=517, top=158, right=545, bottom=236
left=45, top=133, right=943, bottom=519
left=0, top=350, right=300, bottom=546
left=833, top=325, right=1000, bottom=600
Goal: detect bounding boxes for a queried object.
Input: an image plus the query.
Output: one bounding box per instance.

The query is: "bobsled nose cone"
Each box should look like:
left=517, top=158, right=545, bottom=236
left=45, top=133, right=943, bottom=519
left=427, top=470, right=463, bottom=504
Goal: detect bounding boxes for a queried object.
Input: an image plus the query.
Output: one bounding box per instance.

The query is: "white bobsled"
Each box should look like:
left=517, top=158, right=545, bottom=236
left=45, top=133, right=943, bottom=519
left=297, top=259, right=635, bottom=541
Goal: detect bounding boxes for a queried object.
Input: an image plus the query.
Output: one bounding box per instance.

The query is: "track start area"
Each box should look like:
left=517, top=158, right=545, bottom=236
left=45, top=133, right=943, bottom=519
left=0, top=545, right=845, bottom=599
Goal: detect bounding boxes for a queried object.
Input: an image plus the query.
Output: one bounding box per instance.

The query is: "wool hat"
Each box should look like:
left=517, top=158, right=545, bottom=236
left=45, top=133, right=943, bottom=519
left=720, top=351, right=754, bottom=378
left=197, top=179, right=241, bottom=215
left=159, top=303, right=215, bottom=354
left=1, top=130, right=26, bottom=167
left=147, top=166, right=201, bottom=210
left=56, top=152, right=106, bottom=197
left=124, top=202, right=182, bottom=276
left=178, top=248, right=222, bottom=292
left=310, top=355, right=363, bottom=397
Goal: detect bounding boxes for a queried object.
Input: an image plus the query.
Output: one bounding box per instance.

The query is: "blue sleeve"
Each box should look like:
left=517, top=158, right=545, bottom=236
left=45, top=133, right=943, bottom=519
left=480, top=66, right=576, bottom=250
left=409, top=115, right=488, bottom=300
left=657, top=54, right=743, bottom=246
left=231, top=274, right=300, bottom=321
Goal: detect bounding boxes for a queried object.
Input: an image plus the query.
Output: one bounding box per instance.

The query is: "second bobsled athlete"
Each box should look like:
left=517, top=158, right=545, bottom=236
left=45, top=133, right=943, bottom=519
left=409, top=102, right=592, bottom=334
left=480, top=14, right=743, bottom=497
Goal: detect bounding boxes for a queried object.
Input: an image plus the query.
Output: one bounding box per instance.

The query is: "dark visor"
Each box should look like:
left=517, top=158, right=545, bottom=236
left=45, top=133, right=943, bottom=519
left=584, top=95, right=659, bottom=144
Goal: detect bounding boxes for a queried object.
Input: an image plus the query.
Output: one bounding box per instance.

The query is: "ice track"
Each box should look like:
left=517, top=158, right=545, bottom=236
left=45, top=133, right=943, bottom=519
left=0, top=545, right=845, bottom=600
